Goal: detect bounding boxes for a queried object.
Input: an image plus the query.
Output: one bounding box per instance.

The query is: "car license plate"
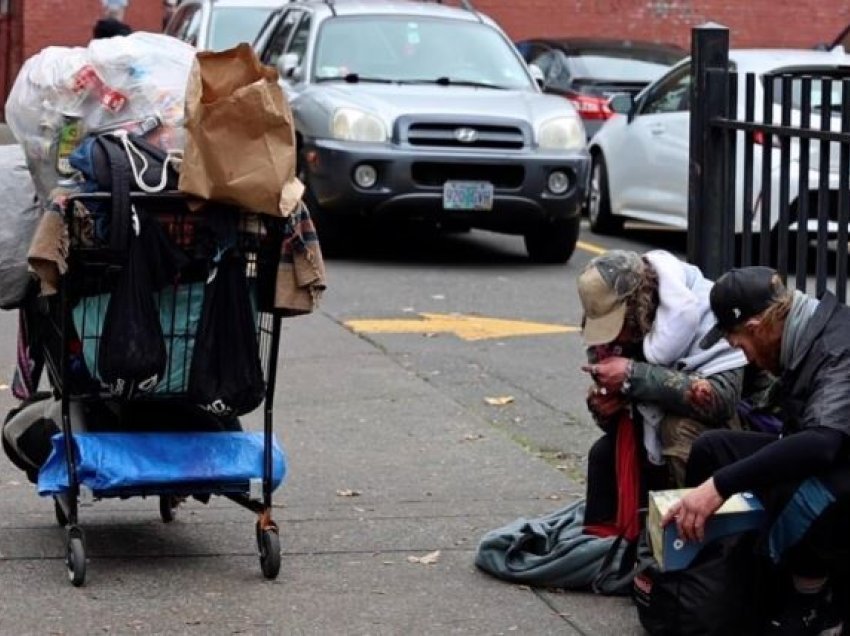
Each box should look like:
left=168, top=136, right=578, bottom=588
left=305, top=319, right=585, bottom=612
left=443, top=181, right=494, bottom=211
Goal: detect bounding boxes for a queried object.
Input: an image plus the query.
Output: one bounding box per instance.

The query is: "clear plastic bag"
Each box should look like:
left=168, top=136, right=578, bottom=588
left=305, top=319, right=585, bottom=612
left=4, top=33, right=195, bottom=202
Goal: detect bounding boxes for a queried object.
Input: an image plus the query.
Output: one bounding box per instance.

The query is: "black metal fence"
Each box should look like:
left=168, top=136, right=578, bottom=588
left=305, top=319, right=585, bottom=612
left=688, top=24, right=850, bottom=302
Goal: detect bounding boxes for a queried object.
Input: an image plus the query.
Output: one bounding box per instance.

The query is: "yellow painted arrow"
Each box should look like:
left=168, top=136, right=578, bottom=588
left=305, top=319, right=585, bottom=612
left=345, top=313, right=580, bottom=341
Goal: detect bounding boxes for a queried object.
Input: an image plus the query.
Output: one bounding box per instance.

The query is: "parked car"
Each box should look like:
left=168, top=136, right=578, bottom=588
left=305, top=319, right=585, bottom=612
left=515, top=38, right=686, bottom=138
left=587, top=49, right=850, bottom=239
left=164, top=0, right=281, bottom=51
left=252, top=0, right=589, bottom=263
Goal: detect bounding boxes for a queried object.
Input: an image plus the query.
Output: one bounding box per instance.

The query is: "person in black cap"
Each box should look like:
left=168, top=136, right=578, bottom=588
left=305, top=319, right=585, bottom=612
left=663, top=267, right=850, bottom=635
left=93, top=5, right=132, bottom=40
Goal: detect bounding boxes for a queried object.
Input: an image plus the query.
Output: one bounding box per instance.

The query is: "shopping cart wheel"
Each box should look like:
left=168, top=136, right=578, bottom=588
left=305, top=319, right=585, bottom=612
left=159, top=495, right=179, bottom=523
left=54, top=497, right=69, bottom=527
left=256, top=522, right=281, bottom=580
left=65, top=527, right=86, bottom=587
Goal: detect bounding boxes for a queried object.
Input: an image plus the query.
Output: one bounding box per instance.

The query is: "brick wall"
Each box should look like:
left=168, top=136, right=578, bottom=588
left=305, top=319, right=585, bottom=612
left=23, top=0, right=163, bottom=58
left=479, top=0, right=849, bottom=50
left=1, top=0, right=163, bottom=120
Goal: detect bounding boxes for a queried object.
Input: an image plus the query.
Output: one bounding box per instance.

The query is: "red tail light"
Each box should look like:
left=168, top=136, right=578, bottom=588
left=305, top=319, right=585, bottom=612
left=567, top=94, right=614, bottom=121
left=753, top=130, right=781, bottom=148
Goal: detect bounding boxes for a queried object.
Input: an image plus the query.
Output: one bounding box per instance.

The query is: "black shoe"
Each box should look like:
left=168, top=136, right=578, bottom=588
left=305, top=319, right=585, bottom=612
left=766, top=587, right=843, bottom=636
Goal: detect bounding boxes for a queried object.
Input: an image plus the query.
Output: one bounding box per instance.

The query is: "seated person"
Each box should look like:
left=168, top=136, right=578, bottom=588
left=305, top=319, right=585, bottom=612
left=577, top=250, right=747, bottom=536
left=664, top=267, right=850, bottom=635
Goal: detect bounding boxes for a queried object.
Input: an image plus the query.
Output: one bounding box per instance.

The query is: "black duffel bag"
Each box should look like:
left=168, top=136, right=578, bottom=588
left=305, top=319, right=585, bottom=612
left=633, top=529, right=764, bottom=636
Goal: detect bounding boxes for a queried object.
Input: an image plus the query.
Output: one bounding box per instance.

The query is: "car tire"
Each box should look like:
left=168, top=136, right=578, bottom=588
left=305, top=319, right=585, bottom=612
left=298, top=162, right=356, bottom=258
left=524, top=216, right=580, bottom=264
left=588, top=154, right=623, bottom=235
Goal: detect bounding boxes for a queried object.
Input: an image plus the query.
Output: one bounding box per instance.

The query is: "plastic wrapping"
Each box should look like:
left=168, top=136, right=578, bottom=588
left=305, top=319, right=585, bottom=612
left=4, top=33, right=195, bottom=202
left=38, top=431, right=287, bottom=495
left=0, top=144, right=40, bottom=308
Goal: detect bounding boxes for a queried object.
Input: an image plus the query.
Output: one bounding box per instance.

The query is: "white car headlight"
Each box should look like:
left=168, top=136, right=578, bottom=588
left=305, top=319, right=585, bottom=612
left=538, top=117, right=585, bottom=151
left=331, top=108, right=387, bottom=143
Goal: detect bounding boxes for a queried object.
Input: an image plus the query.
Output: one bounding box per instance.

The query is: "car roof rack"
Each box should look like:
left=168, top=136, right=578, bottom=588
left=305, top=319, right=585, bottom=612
left=431, top=0, right=477, bottom=12
left=319, top=0, right=478, bottom=17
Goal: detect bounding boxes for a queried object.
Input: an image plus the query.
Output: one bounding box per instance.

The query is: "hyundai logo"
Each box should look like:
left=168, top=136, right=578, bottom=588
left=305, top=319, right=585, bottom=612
left=454, top=127, right=478, bottom=143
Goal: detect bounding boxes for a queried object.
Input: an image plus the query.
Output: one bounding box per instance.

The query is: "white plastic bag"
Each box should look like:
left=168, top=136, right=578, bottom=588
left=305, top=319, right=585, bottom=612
left=4, top=33, right=195, bottom=202
left=0, top=144, right=41, bottom=308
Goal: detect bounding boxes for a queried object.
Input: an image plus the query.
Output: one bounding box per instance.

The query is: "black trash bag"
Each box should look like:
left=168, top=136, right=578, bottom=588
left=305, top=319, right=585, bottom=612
left=633, top=529, right=763, bottom=636
left=98, top=216, right=171, bottom=398
left=188, top=250, right=265, bottom=417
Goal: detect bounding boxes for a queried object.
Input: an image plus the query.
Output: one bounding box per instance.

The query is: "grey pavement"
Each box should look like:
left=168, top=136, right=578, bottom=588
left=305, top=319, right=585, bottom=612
left=0, top=120, right=639, bottom=634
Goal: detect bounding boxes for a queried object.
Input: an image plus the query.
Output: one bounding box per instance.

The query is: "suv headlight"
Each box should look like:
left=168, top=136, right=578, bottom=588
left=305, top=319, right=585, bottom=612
left=331, top=108, right=387, bottom=142
left=538, top=117, right=585, bottom=151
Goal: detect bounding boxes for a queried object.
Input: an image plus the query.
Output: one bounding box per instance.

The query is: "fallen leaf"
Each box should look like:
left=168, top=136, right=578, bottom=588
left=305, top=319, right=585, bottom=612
left=0, top=384, right=8, bottom=390
left=353, top=506, right=365, bottom=513
left=461, top=433, right=484, bottom=442
left=407, top=549, right=441, bottom=565
left=547, top=494, right=561, bottom=501
left=382, top=561, right=395, bottom=565
left=484, top=396, right=514, bottom=406
left=336, top=489, right=361, bottom=497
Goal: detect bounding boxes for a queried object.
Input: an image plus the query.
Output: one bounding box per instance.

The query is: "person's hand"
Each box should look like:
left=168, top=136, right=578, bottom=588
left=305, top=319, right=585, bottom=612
left=660, top=478, right=725, bottom=543
left=582, top=357, right=631, bottom=394
left=586, top=384, right=627, bottom=422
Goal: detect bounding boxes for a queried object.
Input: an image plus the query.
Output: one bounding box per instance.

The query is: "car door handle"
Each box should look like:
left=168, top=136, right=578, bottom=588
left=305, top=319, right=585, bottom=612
left=650, top=123, right=666, bottom=135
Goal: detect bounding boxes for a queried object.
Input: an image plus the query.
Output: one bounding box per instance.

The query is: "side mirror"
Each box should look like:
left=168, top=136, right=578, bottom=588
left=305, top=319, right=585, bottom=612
left=528, top=63, right=545, bottom=89
left=609, top=93, right=635, bottom=121
left=276, top=52, right=301, bottom=80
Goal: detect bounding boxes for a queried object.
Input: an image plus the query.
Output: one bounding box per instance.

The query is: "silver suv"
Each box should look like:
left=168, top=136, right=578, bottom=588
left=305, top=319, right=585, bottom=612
left=254, top=0, right=589, bottom=262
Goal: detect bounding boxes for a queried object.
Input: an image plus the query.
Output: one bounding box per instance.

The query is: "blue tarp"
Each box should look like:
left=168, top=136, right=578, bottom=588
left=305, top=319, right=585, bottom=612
left=38, top=432, right=286, bottom=496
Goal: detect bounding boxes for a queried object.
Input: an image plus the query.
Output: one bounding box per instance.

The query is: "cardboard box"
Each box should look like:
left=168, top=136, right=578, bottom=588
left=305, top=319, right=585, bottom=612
left=648, top=489, right=767, bottom=571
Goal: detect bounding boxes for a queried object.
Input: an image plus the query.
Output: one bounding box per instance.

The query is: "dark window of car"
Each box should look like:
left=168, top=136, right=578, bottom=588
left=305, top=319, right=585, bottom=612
left=312, top=16, right=532, bottom=89
left=287, top=13, right=312, bottom=66
left=166, top=3, right=201, bottom=42
left=568, top=47, right=684, bottom=83
left=544, top=50, right=572, bottom=90
left=640, top=64, right=691, bottom=114
left=261, top=9, right=303, bottom=66
left=207, top=6, right=277, bottom=51
left=769, top=68, right=848, bottom=113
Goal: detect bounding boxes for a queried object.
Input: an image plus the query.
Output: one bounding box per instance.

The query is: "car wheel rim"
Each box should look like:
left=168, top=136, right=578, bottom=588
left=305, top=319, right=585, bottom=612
left=588, top=164, right=601, bottom=224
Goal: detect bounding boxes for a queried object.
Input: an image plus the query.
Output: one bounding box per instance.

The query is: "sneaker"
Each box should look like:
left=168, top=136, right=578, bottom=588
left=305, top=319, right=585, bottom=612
left=766, top=587, right=843, bottom=636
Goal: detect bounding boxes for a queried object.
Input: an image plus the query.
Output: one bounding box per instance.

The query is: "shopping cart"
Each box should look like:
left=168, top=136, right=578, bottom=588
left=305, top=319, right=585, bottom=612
left=30, top=190, right=287, bottom=586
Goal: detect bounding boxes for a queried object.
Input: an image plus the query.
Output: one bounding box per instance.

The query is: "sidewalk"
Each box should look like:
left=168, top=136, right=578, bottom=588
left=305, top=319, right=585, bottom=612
left=0, top=308, right=639, bottom=634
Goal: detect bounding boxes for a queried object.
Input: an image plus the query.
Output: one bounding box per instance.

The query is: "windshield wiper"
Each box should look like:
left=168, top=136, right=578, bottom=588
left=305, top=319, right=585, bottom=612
left=399, top=77, right=507, bottom=89
left=315, top=73, right=394, bottom=84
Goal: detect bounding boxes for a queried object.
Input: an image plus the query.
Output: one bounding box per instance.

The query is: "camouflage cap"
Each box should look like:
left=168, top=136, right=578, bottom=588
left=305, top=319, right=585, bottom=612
left=577, top=250, right=645, bottom=346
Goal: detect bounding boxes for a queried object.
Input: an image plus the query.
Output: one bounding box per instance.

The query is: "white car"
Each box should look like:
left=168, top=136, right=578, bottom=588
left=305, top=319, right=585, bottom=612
left=587, top=49, right=850, bottom=238
left=164, top=0, right=282, bottom=51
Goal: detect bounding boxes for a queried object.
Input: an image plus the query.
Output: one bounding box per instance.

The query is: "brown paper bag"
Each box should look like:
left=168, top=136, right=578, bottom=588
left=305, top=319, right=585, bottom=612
left=179, top=43, right=303, bottom=216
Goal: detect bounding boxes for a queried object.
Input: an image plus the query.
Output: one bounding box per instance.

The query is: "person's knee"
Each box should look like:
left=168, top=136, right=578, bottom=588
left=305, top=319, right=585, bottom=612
left=588, top=434, right=615, bottom=466
left=684, top=430, right=728, bottom=485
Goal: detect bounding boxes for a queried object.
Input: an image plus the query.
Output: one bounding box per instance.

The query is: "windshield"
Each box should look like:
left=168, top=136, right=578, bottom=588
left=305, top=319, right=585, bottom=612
left=312, top=16, right=533, bottom=89
left=569, top=52, right=683, bottom=83
left=209, top=7, right=275, bottom=51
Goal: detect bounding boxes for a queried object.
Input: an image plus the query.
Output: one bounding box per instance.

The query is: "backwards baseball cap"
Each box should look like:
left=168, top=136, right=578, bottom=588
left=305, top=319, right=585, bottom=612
left=699, top=266, right=779, bottom=349
left=577, top=250, right=644, bottom=346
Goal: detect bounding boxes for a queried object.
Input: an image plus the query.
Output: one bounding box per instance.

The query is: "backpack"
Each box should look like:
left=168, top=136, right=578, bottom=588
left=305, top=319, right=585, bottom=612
left=474, top=499, right=637, bottom=595
left=69, top=130, right=180, bottom=250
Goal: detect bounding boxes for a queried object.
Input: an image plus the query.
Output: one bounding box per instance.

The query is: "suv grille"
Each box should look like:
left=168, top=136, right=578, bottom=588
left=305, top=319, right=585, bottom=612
left=406, top=123, right=525, bottom=150
left=411, top=163, right=525, bottom=188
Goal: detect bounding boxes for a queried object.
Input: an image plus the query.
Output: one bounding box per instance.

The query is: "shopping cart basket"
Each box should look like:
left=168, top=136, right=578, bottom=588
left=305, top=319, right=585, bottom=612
left=31, top=190, right=288, bottom=586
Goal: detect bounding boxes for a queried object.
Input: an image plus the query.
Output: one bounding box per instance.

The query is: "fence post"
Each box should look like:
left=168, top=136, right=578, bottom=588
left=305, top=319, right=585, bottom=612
left=688, top=23, right=730, bottom=279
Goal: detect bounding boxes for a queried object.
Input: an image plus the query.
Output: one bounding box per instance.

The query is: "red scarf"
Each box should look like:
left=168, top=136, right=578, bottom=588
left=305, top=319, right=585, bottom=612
left=583, top=412, right=640, bottom=542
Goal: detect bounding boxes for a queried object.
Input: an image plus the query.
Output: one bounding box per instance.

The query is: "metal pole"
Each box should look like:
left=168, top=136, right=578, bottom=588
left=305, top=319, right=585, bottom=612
left=688, top=23, right=731, bottom=279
